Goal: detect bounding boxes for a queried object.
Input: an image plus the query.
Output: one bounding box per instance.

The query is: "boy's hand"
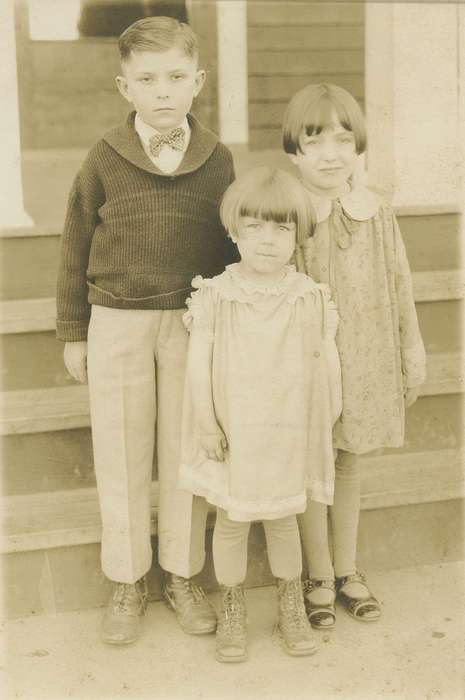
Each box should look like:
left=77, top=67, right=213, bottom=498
left=64, top=341, right=88, bottom=384
left=199, top=428, right=228, bottom=462
left=404, top=386, right=420, bottom=408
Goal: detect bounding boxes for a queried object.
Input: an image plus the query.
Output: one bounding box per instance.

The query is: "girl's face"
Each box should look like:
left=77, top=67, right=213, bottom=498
left=233, top=217, right=296, bottom=281
left=289, top=119, right=358, bottom=197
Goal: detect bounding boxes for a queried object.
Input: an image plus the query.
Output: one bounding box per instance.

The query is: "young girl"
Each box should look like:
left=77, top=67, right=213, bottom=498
left=178, top=166, right=342, bottom=662
left=282, top=83, right=426, bottom=629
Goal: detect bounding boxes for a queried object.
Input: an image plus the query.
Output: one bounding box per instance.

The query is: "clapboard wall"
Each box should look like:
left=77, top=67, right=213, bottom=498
left=247, top=1, right=365, bottom=150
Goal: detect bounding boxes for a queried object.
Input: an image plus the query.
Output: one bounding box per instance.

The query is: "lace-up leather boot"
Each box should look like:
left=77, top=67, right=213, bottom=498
left=101, top=577, right=148, bottom=644
left=163, top=574, right=217, bottom=634
left=215, top=585, right=247, bottom=663
left=277, top=578, right=317, bottom=656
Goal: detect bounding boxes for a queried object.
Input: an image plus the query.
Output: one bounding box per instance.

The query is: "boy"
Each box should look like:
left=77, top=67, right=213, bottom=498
left=56, top=16, right=236, bottom=644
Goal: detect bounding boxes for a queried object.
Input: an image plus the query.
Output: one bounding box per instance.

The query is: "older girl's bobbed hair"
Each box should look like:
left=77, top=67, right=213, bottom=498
left=220, top=166, right=315, bottom=246
left=282, top=83, right=366, bottom=155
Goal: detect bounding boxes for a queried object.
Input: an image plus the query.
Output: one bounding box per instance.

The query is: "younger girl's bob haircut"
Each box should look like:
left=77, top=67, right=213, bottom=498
left=220, top=166, right=315, bottom=246
left=283, top=83, right=366, bottom=156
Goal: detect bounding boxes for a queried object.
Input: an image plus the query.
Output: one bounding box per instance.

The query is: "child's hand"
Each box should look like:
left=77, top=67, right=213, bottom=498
left=64, top=341, right=88, bottom=384
left=404, top=386, right=420, bottom=408
left=199, top=429, right=228, bottom=462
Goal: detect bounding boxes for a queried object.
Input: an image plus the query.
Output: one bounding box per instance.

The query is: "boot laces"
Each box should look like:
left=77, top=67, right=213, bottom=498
left=281, top=580, right=307, bottom=630
left=222, top=587, right=245, bottom=635
left=113, top=583, right=141, bottom=615
left=171, top=576, right=207, bottom=608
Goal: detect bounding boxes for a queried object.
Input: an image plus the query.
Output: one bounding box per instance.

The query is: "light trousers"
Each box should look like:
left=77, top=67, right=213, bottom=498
left=87, top=305, right=209, bottom=584
left=213, top=508, right=302, bottom=586
left=299, top=450, right=360, bottom=580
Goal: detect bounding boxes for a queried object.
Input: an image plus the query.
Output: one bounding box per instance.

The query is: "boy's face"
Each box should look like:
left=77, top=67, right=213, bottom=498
left=116, top=46, right=205, bottom=133
left=288, top=119, right=357, bottom=196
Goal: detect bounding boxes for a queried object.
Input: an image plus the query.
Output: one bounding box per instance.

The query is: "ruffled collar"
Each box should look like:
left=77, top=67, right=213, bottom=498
left=191, top=263, right=319, bottom=305
left=225, top=263, right=298, bottom=296
left=303, top=184, right=382, bottom=223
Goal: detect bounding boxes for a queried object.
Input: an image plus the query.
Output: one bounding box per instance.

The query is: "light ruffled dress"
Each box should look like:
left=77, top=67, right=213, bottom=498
left=178, top=263, right=341, bottom=523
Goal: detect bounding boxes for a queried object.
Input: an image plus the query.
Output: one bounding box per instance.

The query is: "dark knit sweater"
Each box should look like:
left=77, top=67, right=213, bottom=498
left=56, top=112, right=236, bottom=342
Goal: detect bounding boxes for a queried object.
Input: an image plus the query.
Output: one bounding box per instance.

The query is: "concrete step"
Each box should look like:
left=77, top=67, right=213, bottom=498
left=0, top=213, right=460, bottom=302
left=1, top=393, right=461, bottom=498
left=0, top=353, right=462, bottom=437
left=1, top=321, right=462, bottom=392
left=3, top=497, right=463, bottom=619
left=2, top=446, right=463, bottom=555
left=2, top=268, right=462, bottom=333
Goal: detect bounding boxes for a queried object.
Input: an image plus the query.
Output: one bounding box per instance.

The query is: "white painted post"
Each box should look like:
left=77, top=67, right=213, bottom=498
left=216, top=0, right=248, bottom=145
left=365, top=2, right=460, bottom=209
left=0, top=0, right=33, bottom=229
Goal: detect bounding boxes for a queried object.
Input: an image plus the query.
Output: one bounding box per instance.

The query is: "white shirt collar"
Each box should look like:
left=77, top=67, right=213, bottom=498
left=303, top=183, right=382, bottom=223
left=134, top=113, right=190, bottom=153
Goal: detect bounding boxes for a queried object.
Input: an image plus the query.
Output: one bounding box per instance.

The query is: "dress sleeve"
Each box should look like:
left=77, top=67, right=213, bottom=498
left=392, top=213, right=427, bottom=388
left=318, top=285, right=342, bottom=425
left=183, top=277, right=216, bottom=342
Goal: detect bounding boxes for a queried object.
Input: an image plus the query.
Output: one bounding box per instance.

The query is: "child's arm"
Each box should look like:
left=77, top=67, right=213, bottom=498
left=319, top=285, right=342, bottom=425
left=56, top=150, right=104, bottom=344
left=392, top=213, right=426, bottom=407
left=186, top=330, right=227, bottom=462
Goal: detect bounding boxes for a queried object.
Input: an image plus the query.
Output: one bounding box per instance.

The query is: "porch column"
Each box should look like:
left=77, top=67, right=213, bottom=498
left=216, top=0, right=248, bottom=145
left=0, top=0, right=33, bottom=228
left=365, top=2, right=460, bottom=209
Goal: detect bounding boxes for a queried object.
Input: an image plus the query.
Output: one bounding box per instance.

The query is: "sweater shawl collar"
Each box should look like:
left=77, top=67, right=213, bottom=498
left=102, top=111, right=219, bottom=176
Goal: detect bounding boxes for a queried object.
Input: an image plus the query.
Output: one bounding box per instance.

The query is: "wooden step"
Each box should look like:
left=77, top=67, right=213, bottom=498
left=2, top=446, right=463, bottom=554
left=0, top=352, right=462, bottom=436
left=2, top=393, right=460, bottom=497
left=2, top=270, right=462, bottom=335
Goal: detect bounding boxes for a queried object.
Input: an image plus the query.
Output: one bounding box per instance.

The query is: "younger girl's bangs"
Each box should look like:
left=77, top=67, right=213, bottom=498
left=238, top=179, right=298, bottom=224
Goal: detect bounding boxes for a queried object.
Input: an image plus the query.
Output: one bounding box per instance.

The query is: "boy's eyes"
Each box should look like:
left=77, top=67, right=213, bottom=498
left=138, top=74, right=186, bottom=84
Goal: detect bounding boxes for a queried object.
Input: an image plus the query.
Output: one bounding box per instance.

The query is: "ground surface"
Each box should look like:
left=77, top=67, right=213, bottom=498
left=2, top=561, right=464, bottom=700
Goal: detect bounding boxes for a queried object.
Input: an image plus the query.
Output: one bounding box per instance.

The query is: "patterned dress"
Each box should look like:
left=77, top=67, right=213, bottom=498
left=179, top=264, right=342, bottom=522
left=302, top=185, right=426, bottom=455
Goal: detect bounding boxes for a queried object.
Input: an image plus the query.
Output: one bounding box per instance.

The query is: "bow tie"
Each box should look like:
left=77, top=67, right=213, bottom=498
left=149, top=127, right=186, bottom=158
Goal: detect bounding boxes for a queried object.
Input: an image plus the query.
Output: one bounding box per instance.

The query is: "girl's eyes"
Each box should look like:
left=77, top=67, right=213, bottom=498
left=171, top=73, right=186, bottom=81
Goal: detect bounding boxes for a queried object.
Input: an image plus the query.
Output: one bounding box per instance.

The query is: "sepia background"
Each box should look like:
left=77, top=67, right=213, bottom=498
left=1, top=1, right=464, bottom=698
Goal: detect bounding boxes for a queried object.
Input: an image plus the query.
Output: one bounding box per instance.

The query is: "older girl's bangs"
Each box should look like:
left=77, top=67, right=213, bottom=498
left=303, top=96, right=352, bottom=137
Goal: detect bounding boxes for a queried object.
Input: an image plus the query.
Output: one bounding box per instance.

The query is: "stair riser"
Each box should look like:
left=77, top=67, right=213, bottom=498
left=0, top=237, right=61, bottom=301
left=1, top=394, right=462, bottom=497
left=3, top=498, right=463, bottom=620
left=0, top=213, right=461, bottom=301
left=1, top=298, right=461, bottom=391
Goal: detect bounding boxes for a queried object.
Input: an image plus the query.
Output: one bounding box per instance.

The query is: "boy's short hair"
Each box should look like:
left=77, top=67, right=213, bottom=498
left=220, top=166, right=315, bottom=246
left=283, top=83, right=366, bottom=156
left=118, top=16, right=198, bottom=63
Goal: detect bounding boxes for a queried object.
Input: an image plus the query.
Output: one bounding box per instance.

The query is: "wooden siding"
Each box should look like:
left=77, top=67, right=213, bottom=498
left=247, top=1, right=365, bottom=149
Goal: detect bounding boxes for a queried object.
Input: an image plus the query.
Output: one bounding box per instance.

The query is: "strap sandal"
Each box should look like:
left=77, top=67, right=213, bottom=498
left=303, top=578, right=336, bottom=630
left=335, top=572, right=381, bottom=622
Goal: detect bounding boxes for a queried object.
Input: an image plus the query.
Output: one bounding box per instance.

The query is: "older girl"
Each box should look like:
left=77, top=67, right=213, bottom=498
left=283, top=83, right=426, bottom=629
left=179, top=166, right=341, bottom=662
